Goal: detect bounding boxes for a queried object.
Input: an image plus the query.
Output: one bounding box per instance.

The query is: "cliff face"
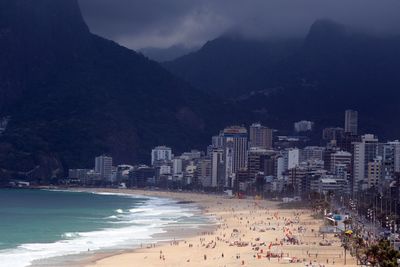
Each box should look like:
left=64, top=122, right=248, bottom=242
left=0, top=0, right=90, bottom=110
left=0, top=0, right=227, bottom=183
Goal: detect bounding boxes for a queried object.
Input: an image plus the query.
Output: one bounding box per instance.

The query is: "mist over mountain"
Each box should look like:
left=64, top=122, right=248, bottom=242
left=79, top=0, right=400, bottom=51
left=139, top=45, right=199, bottom=62
left=165, top=19, right=400, bottom=139
left=164, top=35, right=303, bottom=98
left=0, top=0, right=237, bottom=183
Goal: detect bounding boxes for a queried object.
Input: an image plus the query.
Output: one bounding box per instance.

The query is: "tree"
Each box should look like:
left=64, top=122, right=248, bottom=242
left=365, top=240, right=400, bottom=267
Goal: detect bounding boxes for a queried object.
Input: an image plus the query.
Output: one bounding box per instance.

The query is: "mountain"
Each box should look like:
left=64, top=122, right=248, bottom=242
left=164, top=35, right=302, bottom=98
left=0, top=0, right=236, bottom=184
left=165, top=20, right=400, bottom=139
left=139, top=44, right=199, bottom=62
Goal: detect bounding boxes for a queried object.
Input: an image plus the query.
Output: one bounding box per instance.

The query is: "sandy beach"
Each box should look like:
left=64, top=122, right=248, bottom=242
left=65, top=189, right=357, bottom=267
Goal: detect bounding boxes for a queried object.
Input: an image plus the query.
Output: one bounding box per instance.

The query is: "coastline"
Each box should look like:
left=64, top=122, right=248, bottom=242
left=60, top=188, right=358, bottom=267
left=30, top=188, right=216, bottom=267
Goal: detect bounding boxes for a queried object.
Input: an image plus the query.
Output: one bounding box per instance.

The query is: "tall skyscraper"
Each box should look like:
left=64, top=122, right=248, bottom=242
left=352, top=134, right=379, bottom=193
left=345, top=110, right=358, bottom=135
left=95, top=155, right=113, bottom=180
left=211, top=149, right=224, bottom=188
left=219, top=126, right=248, bottom=188
left=223, top=126, right=248, bottom=173
left=249, top=123, right=273, bottom=149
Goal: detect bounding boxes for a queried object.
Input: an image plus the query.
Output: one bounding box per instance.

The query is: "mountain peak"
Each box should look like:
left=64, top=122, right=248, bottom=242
left=305, top=19, right=348, bottom=48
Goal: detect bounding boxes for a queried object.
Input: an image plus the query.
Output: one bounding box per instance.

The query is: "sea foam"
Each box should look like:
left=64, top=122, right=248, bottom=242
left=0, top=191, right=198, bottom=267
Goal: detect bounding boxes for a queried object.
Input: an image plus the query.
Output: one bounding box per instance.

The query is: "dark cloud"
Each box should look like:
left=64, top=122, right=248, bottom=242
left=78, top=0, right=400, bottom=50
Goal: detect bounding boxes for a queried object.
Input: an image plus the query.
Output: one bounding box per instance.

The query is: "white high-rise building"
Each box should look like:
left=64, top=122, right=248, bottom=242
left=95, top=155, right=113, bottom=181
left=352, top=134, right=379, bottom=193
left=345, top=110, right=358, bottom=135
left=284, top=148, right=300, bottom=170
left=151, top=146, right=172, bottom=166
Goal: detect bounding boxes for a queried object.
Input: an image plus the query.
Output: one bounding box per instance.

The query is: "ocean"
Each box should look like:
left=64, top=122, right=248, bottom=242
left=0, top=189, right=208, bottom=267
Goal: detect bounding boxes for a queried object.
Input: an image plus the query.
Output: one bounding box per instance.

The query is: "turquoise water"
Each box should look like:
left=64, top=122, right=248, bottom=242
left=0, top=189, right=205, bottom=267
left=0, top=189, right=147, bottom=250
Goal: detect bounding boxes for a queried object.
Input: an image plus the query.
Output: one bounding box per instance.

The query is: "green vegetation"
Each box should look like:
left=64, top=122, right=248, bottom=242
left=365, top=240, right=400, bottom=267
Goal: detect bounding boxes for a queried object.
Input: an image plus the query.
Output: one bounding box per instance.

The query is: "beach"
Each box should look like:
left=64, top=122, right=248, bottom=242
left=80, top=189, right=357, bottom=267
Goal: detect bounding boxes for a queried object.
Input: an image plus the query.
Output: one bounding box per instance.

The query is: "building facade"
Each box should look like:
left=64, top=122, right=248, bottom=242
left=95, top=155, right=113, bottom=181
left=151, top=146, right=172, bottom=166
left=249, top=123, right=273, bottom=149
left=345, top=110, right=358, bottom=135
left=352, top=134, right=379, bottom=193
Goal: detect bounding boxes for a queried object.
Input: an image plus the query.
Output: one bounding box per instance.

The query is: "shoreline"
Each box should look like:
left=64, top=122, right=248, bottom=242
left=28, top=188, right=358, bottom=267
left=75, top=189, right=357, bottom=267
left=30, top=188, right=216, bottom=267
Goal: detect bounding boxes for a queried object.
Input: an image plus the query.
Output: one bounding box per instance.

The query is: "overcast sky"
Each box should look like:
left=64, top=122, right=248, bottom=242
left=78, top=0, right=400, bottom=50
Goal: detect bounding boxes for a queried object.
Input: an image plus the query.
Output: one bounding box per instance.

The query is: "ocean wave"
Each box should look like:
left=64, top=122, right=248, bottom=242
left=62, top=232, right=81, bottom=239
left=0, top=225, right=164, bottom=267
left=0, top=191, right=206, bottom=267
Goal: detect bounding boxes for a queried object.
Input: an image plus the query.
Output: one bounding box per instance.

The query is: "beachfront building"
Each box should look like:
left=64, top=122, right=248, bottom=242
left=248, top=147, right=269, bottom=179
left=211, top=149, right=224, bottom=188
left=196, top=158, right=212, bottom=187
left=310, top=177, right=349, bottom=194
left=221, top=126, right=248, bottom=188
left=95, top=155, right=113, bottom=181
left=129, top=165, right=156, bottom=187
left=151, top=146, right=172, bottom=166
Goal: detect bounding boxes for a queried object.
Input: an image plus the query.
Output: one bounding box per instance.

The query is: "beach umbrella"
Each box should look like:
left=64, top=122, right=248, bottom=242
left=345, top=230, right=353, bottom=235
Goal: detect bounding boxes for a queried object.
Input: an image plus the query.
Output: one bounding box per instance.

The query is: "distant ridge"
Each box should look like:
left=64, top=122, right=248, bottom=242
left=165, top=19, right=400, bottom=139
